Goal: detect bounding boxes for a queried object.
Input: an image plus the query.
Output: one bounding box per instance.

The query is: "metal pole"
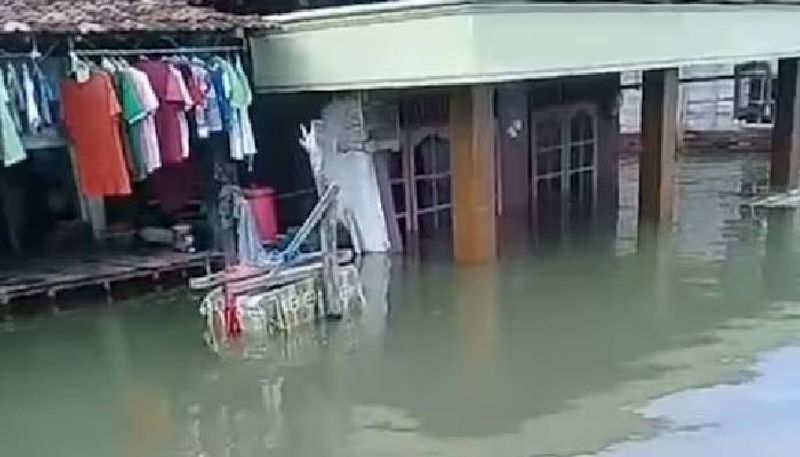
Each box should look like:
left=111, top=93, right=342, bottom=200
left=72, top=45, right=243, bottom=57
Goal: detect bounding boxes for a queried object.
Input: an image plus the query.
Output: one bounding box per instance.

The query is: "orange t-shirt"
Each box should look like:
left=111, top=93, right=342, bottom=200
left=62, top=73, right=132, bottom=198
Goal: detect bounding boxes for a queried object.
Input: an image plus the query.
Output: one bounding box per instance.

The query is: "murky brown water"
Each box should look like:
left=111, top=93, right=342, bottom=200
left=2, top=151, right=800, bottom=457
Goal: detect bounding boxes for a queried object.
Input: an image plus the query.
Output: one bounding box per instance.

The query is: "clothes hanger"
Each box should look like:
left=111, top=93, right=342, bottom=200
left=28, top=35, right=41, bottom=67
left=65, top=37, right=86, bottom=81
left=72, top=54, right=92, bottom=82
left=100, top=56, right=117, bottom=73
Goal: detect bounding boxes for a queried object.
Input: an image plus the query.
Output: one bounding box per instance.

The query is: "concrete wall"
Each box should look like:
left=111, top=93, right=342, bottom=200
left=317, top=95, right=391, bottom=252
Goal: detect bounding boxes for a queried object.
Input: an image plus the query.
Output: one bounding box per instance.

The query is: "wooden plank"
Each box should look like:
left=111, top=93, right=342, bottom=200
left=0, top=250, right=225, bottom=305
left=189, top=250, right=352, bottom=290
left=282, top=184, right=339, bottom=257
left=226, top=262, right=325, bottom=296
left=319, top=194, right=341, bottom=316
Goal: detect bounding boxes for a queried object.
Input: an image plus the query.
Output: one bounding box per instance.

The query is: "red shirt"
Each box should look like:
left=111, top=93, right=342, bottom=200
left=136, top=60, right=184, bottom=165
left=62, top=73, right=132, bottom=197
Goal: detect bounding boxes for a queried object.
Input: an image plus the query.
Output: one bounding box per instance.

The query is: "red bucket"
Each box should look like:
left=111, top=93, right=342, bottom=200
left=244, top=187, right=278, bottom=243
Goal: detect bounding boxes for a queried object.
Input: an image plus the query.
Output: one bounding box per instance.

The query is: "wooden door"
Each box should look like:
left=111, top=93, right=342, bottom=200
left=389, top=126, right=452, bottom=251
left=530, top=104, right=598, bottom=237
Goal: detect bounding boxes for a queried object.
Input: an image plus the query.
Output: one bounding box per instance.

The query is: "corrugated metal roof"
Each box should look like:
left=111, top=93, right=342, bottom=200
left=0, top=0, right=273, bottom=34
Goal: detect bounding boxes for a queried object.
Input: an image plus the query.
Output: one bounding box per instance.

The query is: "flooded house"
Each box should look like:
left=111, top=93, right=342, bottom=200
left=246, top=0, right=800, bottom=265
left=1, top=0, right=798, bottom=306
left=3, top=2, right=800, bottom=456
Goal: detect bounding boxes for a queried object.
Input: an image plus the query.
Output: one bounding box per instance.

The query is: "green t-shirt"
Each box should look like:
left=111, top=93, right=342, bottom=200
left=234, top=59, right=253, bottom=107
left=218, top=58, right=247, bottom=109
left=120, top=71, right=146, bottom=124
left=119, top=71, right=148, bottom=181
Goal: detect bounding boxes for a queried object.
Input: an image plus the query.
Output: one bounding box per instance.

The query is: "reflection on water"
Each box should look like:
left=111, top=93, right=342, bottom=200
left=1, top=152, right=800, bottom=456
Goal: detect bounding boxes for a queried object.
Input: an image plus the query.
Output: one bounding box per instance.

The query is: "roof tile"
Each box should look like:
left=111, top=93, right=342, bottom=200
left=0, top=0, right=272, bottom=34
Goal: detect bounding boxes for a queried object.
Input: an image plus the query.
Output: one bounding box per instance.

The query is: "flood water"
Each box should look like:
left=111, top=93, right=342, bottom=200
left=2, top=151, right=800, bottom=456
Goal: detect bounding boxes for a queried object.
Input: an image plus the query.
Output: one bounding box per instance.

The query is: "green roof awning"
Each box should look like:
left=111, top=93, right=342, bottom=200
left=251, top=0, right=800, bottom=92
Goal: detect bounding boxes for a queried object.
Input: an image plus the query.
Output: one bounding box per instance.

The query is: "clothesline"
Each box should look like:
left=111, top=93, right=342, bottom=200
left=0, top=42, right=58, bottom=61
left=0, top=45, right=243, bottom=61
left=59, top=46, right=258, bottom=200
left=0, top=52, right=33, bottom=59
left=1, top=41, right=257, bottom=202
left=72, top=45, right=243, bottom=58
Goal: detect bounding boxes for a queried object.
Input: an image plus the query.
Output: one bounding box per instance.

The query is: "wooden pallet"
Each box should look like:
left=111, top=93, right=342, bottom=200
left=0, top=251, right=222, bottom=307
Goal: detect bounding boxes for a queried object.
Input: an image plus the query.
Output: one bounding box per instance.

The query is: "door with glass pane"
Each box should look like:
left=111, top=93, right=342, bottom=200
left=531, top=104, right=598, bottom=235
left=389, top=127, right=452, bottom=251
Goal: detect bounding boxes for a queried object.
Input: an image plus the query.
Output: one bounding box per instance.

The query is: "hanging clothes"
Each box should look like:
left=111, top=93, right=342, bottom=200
left=207, top=62, right=232, bottom=132
left=168, top=64, right=193, bottom=159
left=173, top=60, right=204, bottom=111
left=32, top=63, right=55, bottom=127
left=127, top=67, right=162, bottom=174
left=118, top=69, right=149, bottom=181
left=215, top=58, right=244, bottom=160
left=233, top=57, right=257, bottom=160
left=61, top=72, right=131, bottom=197
left=106, top=63, right=138, bottom=182
left=229, top=110, right=243, bottom=161
left=204, top=69, right=223, bottom=134
left=189, top=63, right=211, bottom=138
left=137, top=60, right=185, bottom=166
left=218, top=185, right=271, bottom=266
left=148, top=163, right=194, bottom=213
left=21, top=63, right=41, bottom=132
left=0, top=67, right=26, bottom=167
left=5, top=63, right=23, bottom=133
left=143, top=61, right=195, bottom=214
left=212, top=56, right=257, bottom=162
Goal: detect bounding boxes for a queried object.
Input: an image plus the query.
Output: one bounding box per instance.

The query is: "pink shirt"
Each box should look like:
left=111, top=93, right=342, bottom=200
left=169, top=65, right=194, bottom=159
left=136, top=60, right=184, bottom=165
